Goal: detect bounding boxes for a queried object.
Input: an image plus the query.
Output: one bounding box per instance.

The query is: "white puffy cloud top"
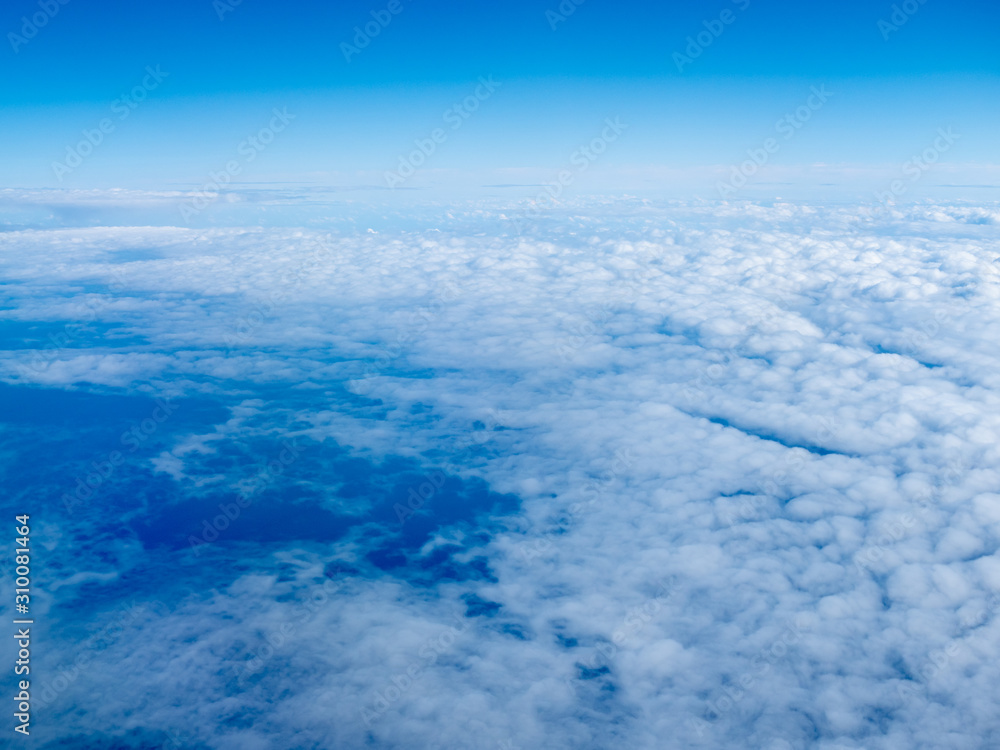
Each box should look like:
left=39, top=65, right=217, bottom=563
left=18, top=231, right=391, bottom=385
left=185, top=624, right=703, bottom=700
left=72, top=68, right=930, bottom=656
left=2, top=196, right=999, bottom=749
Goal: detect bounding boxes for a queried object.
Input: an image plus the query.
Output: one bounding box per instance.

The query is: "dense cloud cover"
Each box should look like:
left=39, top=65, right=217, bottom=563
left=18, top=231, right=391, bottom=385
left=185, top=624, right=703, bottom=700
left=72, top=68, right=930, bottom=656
left=1, top=195, right=999, bottom=749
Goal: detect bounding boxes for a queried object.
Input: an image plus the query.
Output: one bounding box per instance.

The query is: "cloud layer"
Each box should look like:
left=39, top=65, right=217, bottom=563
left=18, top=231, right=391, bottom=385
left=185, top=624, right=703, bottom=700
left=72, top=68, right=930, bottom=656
left=2, top=195, right=999, bottom=749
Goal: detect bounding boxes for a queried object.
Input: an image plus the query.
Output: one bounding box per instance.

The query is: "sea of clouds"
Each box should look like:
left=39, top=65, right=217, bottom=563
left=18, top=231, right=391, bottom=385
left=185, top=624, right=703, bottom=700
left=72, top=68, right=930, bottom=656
left=1, top=192, right=999, bottom=749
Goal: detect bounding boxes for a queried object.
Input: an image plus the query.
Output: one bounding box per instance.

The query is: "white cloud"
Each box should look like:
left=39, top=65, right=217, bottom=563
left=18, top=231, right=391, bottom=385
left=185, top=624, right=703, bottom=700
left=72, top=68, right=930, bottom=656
left=4, top=195, right=1000, bottom=748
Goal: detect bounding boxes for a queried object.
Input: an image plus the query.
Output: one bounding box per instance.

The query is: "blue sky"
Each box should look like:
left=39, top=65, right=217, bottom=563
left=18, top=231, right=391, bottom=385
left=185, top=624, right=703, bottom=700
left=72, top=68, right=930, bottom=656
left=3, top=3, right=1000, bottom=747
left=1, top=0, right=998, bottom=187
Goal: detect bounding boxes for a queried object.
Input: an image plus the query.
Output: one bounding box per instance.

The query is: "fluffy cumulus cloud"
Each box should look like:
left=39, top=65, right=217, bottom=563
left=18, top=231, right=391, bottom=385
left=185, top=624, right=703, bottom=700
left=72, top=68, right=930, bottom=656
left=1, top=194, right=1000, bottom=749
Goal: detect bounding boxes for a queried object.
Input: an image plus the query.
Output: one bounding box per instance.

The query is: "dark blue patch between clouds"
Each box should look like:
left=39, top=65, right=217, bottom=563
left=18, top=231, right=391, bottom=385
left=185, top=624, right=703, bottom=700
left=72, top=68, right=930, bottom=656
left=0, top=383, right=521, bottom=609
left=0, top=320, right=149, bottom=351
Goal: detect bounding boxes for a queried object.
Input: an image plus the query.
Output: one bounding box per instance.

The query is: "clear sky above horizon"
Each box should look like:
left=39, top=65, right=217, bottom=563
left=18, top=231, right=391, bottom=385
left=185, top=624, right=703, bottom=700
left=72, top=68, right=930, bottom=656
left=1, top=0, right=997, bottom=190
